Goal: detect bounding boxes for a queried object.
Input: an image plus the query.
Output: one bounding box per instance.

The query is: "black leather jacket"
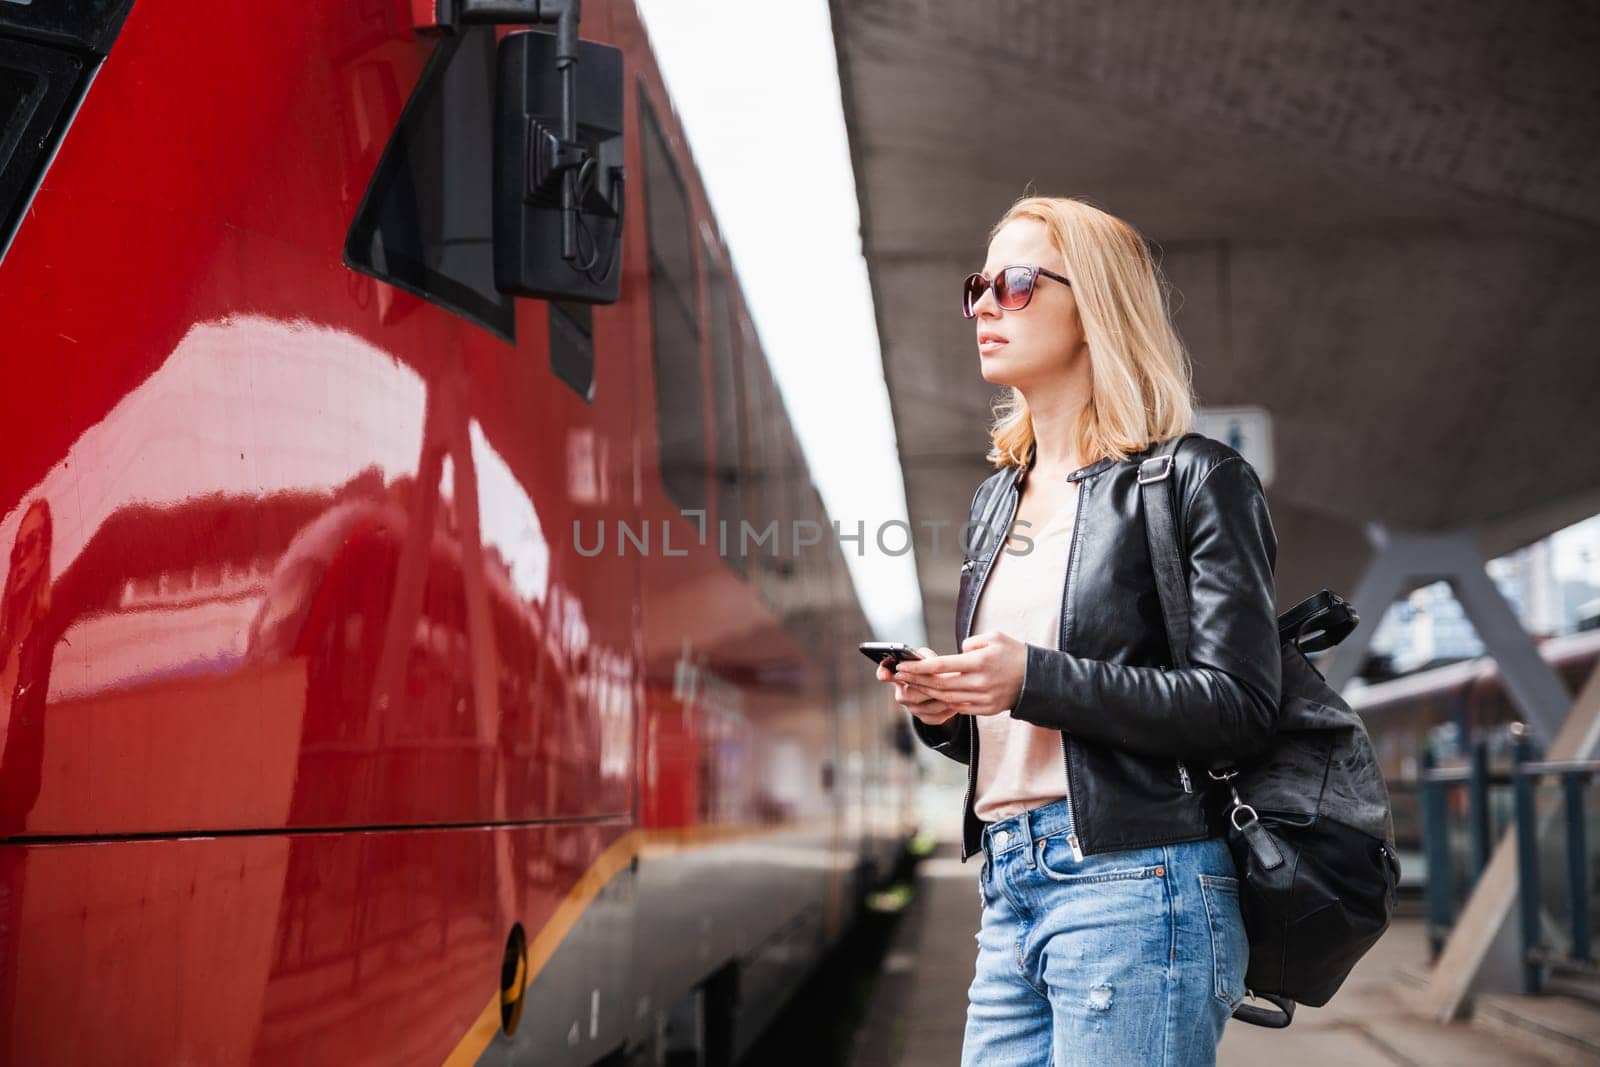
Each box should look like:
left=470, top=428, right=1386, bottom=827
left=911, top=432, right=1282, bottom=863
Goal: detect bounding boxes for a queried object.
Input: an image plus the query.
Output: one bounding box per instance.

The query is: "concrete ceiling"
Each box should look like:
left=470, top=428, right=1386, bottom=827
left=828, top=0, right=1600, bottom=650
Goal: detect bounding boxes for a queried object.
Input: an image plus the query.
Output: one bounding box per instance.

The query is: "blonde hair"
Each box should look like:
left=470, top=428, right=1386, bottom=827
left=982, top=195, right=1195, bottom=470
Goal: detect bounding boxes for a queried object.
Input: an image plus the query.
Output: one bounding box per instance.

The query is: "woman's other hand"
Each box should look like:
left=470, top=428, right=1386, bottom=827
left=875, top=646, right=963, bottom=726
left=889, top=631, right=1024, bottom=717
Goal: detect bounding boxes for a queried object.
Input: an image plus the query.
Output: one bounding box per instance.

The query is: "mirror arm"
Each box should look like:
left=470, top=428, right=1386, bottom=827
left=429, top=0, right=578, bottom=29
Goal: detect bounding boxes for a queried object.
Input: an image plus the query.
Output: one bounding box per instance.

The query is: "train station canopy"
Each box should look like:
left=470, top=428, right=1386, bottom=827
left=830, top=1, right=1600, bottom=650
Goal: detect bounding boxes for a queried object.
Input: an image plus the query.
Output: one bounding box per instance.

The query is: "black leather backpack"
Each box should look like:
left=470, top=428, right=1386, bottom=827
left=1138, top=434, right=1401, bottom=1028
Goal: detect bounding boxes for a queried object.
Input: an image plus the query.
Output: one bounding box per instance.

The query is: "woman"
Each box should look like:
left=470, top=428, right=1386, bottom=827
left=879, top=195, right=1281, bottom=1064
left=0, top=498, right=53, bottom=833
left=0, top=498, right=54, bottom=1050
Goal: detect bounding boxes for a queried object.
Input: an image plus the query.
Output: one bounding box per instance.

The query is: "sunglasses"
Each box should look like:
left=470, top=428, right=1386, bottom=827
left=961, top=264, right=1071, bottom=319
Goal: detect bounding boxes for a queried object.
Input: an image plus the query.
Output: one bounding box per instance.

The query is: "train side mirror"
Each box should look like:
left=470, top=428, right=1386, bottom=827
left=494, top=28, right=625, bottom=304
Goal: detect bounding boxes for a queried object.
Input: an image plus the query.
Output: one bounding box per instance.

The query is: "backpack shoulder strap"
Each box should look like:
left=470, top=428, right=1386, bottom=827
left=1137, top=433, right=1196, bottom=669
left=1137, top=433, right=1242, bottom=776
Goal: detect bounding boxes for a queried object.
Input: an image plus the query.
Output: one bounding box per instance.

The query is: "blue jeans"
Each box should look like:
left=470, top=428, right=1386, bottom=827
left=962, top=796, right=1247, bottom=1066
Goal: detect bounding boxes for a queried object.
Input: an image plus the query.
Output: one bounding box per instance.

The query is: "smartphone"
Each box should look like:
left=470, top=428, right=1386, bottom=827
left=859, top=642, right=923, bottom=668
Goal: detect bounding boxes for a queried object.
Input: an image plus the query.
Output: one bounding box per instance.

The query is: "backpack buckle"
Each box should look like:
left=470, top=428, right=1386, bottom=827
left=1137, top=454, right=1174, bottom=484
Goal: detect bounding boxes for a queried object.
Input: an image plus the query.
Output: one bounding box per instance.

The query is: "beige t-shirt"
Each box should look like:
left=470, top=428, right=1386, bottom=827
left=971, top=479, right=1077, bottom=822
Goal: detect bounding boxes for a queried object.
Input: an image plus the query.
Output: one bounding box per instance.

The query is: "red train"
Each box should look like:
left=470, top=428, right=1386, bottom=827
left=0, top=2, right=918, bottom=1063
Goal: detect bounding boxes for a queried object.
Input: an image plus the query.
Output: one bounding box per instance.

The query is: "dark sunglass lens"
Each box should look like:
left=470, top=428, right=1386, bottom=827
left=997, top=267, right=1035, bottom=310
left=961, top=274, right=984, bottom=317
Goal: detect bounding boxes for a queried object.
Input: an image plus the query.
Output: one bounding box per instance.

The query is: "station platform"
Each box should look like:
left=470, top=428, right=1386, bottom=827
left=846, top=833, right=1597, bottom=1066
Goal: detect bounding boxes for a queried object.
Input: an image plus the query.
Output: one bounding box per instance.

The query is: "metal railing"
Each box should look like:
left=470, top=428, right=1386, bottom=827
left=1419, top=739, right=1516, bottom=958
left=1513, top=755, right=1600, bottom=992
left=1420, top=729, right=1600, bottom=993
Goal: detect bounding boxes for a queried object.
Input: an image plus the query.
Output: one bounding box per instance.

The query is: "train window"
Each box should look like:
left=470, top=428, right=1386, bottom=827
left=761, top=374, right=796, bottom=604
left=344, top=27, right=516, bottom=343
left=639, top=90, right=708, bottom=516
left=738, top=323, right=772, bottom=576
left=704, top=244, right=745, bottom=575
left=758, top=424, right=799, bottom=618
left=0, top=39, right=82, bottom=262
left=0, top=1, right=135, bottom=52
left=549, top=300, right=595, bottom=401
left=782, top=431, right=806, bottom=578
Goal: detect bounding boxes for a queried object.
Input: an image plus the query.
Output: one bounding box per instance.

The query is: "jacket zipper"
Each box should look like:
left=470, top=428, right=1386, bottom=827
left=1158, top=642, right=1195, bottom=793
left=1057, top=475, right=1085, bottom=861
left=957, top=480, right=1017, bottom=861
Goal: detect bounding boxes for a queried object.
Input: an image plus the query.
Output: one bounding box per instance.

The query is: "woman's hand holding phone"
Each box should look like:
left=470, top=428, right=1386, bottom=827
left=889, top=631, right=1026, bottom=719
left=874, top=645, right=963, bottom=726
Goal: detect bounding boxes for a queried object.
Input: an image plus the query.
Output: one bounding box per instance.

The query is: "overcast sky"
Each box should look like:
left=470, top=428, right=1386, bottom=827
left=636, top=0, right=928, bottom=646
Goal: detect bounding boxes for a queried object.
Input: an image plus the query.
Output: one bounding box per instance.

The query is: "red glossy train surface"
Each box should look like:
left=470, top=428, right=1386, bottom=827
left=0, top=2, right=918, bottom=1063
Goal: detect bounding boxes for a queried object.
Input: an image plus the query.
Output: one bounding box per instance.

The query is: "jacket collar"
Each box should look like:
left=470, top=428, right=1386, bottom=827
left=1012, top=440, right=1118, bottom=488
